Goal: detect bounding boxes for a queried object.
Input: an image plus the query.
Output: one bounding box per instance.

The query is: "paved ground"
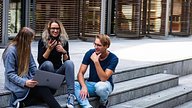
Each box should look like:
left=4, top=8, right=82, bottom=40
left=1, top=36, right=192, bottom=89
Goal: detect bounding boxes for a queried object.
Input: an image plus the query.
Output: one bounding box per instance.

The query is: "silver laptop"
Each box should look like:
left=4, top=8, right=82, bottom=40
left=33, top=70, right=65, bottom=89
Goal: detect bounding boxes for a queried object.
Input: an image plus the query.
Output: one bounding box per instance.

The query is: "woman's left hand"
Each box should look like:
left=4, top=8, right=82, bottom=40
left=25, top=80, right=38, bottom=88
left=56, top=42, right=67, bottom=54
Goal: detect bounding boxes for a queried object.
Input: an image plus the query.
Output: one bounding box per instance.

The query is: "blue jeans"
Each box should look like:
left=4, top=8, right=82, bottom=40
left=39, top=60, right=74, bottom=94
left=75, top=81, right=112, bottom=108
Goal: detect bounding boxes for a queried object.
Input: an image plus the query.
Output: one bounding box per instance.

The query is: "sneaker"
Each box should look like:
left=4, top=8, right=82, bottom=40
left=99, top=100, right=108, bottom=108
left=15, top=101, right=24, bottom=108
left=66, top=94, right=75, bottom=108
left=16, top=102, right=20, bottom=108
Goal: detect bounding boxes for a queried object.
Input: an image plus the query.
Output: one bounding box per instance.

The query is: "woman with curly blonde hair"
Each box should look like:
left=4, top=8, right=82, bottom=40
left=37, top=19, right=75, bottom=108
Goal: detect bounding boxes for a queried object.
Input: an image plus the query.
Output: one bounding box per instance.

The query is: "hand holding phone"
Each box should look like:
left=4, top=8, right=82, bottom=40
left=48, top=39, right=57, bottom=50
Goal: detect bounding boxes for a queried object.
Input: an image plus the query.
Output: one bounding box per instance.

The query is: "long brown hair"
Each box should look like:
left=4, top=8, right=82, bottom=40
left=3, top=27, right=35, bottom=76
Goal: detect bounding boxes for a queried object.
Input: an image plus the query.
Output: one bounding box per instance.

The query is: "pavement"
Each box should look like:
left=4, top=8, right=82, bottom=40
left=1, top=36, right=192, bottom=89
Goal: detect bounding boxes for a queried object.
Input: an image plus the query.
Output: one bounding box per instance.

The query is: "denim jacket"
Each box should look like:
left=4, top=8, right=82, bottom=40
left=3, top=45, right=37, bottom=106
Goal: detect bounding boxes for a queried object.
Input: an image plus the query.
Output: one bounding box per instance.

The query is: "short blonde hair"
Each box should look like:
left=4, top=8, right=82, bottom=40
left=96, top=34, right=111, bottom=48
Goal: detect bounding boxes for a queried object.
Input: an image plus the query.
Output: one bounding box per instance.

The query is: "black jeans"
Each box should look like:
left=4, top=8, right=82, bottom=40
left=21, top=86, right=61, bottom=108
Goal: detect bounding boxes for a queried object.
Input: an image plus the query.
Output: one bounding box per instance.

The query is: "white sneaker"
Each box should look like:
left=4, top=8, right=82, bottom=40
left=66, top=94, right=76, bottom=108
left=16, top=102, right=20, bottom=108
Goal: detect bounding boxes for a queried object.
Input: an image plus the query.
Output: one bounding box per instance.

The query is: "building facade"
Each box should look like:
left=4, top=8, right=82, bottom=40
left=0, top=0, right=192, bottom=45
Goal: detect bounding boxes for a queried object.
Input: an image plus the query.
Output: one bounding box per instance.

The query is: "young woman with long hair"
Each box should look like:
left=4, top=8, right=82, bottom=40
left=3, top=27, right=61, bottom=108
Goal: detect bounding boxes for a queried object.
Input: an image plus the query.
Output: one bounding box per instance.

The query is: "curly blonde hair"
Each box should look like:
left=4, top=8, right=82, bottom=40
left=42, top=18, right=69, bottom=47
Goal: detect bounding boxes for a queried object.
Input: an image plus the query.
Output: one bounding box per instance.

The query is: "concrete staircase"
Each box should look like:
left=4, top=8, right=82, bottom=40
left=2, top=58, right=192, bottom=108
left=109, top=84, right=192, bottom=108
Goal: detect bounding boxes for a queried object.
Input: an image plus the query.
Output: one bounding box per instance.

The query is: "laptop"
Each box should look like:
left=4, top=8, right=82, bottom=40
left=33, top=69, right=65, bottom=89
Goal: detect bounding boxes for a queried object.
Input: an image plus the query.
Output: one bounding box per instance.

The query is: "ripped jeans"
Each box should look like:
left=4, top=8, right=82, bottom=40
left=74, top=81, right=112, bottom=108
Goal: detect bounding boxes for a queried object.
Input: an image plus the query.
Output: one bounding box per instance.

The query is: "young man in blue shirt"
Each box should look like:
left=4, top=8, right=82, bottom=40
left=75, top=34, right=119, bottom=108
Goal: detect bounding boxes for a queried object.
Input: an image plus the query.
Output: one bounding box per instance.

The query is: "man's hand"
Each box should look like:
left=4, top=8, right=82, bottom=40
left=90, top=52, right=101, bottom=63
left=80, top=86, right=89, bottom=100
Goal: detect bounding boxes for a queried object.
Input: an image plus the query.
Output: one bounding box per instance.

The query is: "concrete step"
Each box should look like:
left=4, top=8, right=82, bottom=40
left=24, top=95, right=68, bottom=108
left=24, top=95, right=98, bottom=108
left=0, top=83, right=69, bottom=108
left=113, top=64, right=165, bottom=83
left=174, top=100, right=192, bottom=108
left=35, top=64, right=169, bottom=97
left=56, top=64, right=168, bottom=96
left=114, top=58, right=192, bottom=84
left=108, top=73, right=178, bottom=106
left=0, top=58, right=188, bottom=107
left=179, top=74, right=192, bottom=86
left=1, top=63, right=169, bottom=102
left=20, top=73, right=178, bottom=108
left=0, top=88, right=11, bottom=107
left=173, top=74, right=192, bottom=108
left=109, top=85, right=192, bottom=108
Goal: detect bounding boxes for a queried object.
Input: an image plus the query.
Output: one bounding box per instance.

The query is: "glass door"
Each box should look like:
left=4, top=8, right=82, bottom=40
left=141, top=0, right=166, bottom=36
left=170, top=0, right=190, bottom=36
left=115, top=0, right=141, bottom=38
left=8, top=0, right=21, bottom=38
left=80, top=0, right=101, bottom=38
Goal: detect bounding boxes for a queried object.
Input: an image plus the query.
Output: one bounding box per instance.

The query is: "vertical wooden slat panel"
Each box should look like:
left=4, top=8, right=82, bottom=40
left=180, top=0, right=190, bottom=35
left=190, top=0, right=192, bottom=34
left=80, top=0, right=101, bottom=38
left=140, top=0, right=166, bottom=36
left=171, top=0, right=181, bottom=33
left=160, top=0, right=166, bottom=34
left=59, top=0, right=79, bottom=39
left=33, top=0, right=79, bottom=39
left=171, top=0, right=190, bottom=36
left=116, top=0, right=141, bottom=37
left=0, top=0, right=3, bottom=42
left=148, top=0, right=166, bottom=35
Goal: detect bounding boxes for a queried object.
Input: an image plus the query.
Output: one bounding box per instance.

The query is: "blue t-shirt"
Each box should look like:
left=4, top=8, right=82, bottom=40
left=82, top=49, right=119, bottom=89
